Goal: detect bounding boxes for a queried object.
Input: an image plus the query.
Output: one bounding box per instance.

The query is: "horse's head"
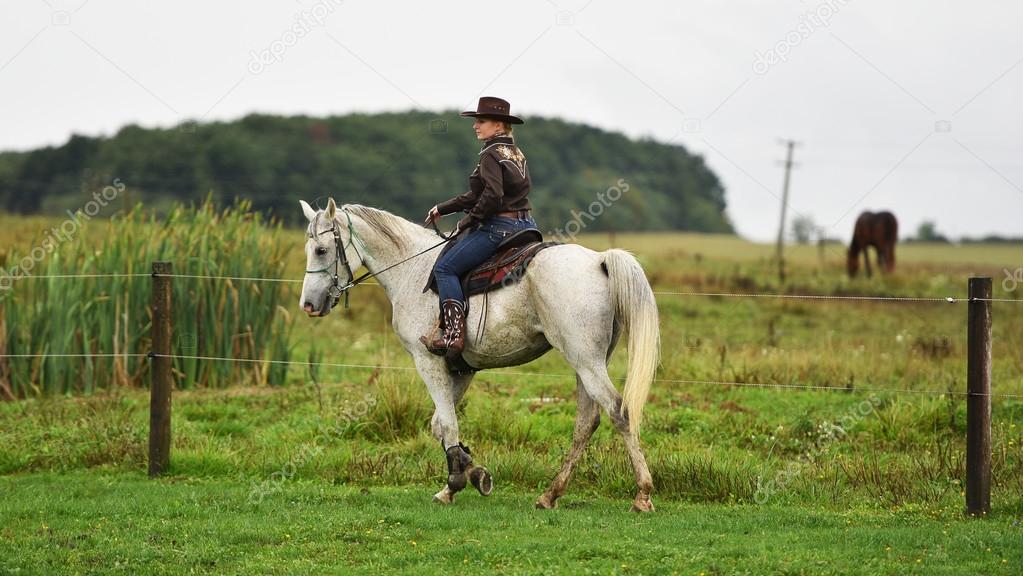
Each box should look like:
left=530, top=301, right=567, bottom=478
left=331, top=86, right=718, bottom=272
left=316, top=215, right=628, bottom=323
left=299, top=198, right=364, bottom=317
left=846, top=246, right=859, bottom=278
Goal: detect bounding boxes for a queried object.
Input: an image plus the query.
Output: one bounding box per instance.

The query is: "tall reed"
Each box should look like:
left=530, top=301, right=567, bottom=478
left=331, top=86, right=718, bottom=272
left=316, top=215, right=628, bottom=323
left=0, top=199, right=293, bottom=398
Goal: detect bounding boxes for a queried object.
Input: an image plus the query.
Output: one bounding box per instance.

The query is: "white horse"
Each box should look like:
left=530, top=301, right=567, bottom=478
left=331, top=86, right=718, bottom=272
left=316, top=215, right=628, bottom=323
left=299, top=199, right=660, bottom=511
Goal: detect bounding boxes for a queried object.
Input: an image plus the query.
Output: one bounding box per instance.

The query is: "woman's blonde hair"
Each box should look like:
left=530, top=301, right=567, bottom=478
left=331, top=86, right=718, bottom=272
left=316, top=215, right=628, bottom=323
left=481, top=117, right=513, bottom=134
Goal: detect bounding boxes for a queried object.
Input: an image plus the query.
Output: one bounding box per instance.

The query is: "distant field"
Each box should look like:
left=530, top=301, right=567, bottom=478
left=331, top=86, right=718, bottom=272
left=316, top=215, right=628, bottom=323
left=2, top=211, right=1022, bottom=574
left=5, top=212, right=1022, bottom=272
left=577, top=230, right=1023, bottom=268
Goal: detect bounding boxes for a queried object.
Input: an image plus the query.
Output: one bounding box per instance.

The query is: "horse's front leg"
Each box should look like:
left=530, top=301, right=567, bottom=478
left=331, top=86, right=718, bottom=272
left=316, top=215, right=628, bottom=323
left=413, top=355, right=491, bottom=504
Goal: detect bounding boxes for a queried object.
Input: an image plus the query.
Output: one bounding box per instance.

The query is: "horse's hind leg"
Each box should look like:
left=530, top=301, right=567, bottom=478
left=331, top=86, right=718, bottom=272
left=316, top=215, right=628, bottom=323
left=884, top=244, right=896, bottom=273
left=574, top=363, right=655, bottom=512
left=610, top=401, right=655, bottom=512
left=535, top=376, right=600, bottom=509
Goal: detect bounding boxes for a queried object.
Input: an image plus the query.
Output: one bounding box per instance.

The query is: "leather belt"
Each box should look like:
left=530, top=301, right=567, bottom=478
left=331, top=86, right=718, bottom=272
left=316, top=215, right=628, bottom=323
left=496, top=209, right=531, bottom=219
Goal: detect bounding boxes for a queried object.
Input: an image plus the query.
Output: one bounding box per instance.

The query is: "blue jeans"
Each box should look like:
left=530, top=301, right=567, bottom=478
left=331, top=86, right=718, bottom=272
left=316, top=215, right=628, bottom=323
left=435, top=215, right=537, bottom=303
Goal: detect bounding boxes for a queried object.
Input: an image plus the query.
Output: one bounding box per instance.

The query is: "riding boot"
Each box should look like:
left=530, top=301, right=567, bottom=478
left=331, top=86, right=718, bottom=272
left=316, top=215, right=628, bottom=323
left=441, top=299, right=466, bottom=358
left=420, top=299, right=466, bottom=357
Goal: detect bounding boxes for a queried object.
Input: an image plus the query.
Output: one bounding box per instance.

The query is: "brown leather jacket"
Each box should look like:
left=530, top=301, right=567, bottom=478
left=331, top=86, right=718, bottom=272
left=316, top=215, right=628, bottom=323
left=436, top=135, right=532, bottom=230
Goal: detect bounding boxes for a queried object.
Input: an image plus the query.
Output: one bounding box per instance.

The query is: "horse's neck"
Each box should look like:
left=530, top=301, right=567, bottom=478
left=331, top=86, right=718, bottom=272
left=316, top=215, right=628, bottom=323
left=344, top=208, right=437, bottom=302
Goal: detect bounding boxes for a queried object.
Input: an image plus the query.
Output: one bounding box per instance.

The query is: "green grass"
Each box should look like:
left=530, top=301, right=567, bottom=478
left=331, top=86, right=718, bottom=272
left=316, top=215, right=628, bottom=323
left=1, top=375, right=1022, bottom=573
left=2, top=471, right=1021, bottom=576
left=2, top=214, right=1023, bottom=573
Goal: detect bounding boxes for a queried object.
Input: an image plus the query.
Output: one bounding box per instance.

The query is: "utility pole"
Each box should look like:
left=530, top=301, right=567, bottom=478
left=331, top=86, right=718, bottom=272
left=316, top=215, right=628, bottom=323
left=775, top=139, right=799, bottom=283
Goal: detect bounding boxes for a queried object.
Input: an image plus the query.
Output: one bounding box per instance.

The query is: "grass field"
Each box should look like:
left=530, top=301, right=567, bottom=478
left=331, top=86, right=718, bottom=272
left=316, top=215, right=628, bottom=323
left=3, top=471, right=1021, bottom=575
left=2, top=212, right=1023, bottom=574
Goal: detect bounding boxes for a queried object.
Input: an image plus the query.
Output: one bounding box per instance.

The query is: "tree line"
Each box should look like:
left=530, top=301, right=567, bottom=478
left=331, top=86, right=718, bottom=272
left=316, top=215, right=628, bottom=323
left=0, top=111, right=733, bottom=233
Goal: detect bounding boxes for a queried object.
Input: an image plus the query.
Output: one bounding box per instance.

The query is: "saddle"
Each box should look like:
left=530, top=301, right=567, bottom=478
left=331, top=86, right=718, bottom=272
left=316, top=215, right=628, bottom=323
left=422, top=229, right=559, bottom=375
left=423, top=229, right=558, bottom=298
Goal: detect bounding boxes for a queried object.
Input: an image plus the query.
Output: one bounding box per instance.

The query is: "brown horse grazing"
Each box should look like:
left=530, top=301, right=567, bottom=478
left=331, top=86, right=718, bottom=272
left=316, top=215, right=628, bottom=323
left=848, top=211, right=898, bottom=278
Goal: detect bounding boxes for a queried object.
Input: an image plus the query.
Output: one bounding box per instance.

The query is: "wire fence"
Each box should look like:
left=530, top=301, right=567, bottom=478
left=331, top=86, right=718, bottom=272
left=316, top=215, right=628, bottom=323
left=145, top=352, right=1022, bottom=399
left=1, top=350, right=1020, bottom=400
left=7, top=263, right=1007, bottom=512
left=3, top=270, right=1022, bottom=302
left=1, top=270, right=1021, bottom=400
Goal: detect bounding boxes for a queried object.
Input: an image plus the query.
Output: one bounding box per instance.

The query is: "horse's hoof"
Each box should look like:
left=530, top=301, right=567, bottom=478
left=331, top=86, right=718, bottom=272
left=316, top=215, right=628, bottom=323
left=433, top=489, right=454, bottom=505
left=630, top=496, right=655, bottom=513
left=535, top=493, right=558, bottom=510
left=468, top=466, right=493, bottom=496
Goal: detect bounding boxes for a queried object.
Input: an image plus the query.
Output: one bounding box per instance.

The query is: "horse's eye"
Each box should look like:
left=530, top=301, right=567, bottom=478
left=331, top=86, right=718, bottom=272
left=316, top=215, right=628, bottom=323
left=315, top=247, right=327, bottom=256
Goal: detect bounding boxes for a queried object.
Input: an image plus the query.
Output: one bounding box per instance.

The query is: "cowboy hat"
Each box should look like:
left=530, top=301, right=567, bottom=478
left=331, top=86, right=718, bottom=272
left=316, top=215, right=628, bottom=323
left=460, top=96, right=524, bottom=124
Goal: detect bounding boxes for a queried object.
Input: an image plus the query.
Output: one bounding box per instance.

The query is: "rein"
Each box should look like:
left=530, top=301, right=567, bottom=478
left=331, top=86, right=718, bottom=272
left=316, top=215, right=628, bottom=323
left=429, top=219, right=458, bottom=241
left=305, top=208, right=453, bottom=309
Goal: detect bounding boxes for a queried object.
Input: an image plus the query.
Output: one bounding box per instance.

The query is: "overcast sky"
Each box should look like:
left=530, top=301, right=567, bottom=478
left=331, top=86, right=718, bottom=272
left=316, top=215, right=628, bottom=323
left=2, top=0, right=1021, bottom=241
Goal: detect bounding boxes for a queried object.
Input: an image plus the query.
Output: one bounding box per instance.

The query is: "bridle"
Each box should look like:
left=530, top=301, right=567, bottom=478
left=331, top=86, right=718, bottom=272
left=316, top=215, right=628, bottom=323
left=304, top=207, right=454, bottom=310
left=305, top=209, right=363, bottom=309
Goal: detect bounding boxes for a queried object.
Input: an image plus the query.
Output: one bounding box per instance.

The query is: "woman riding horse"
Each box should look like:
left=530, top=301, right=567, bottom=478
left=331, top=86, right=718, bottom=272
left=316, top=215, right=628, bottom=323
left=421, top=96, right=538, bottom=357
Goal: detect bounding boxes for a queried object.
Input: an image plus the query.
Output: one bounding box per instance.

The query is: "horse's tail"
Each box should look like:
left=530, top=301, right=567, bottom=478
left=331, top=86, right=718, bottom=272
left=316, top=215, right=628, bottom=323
left=602, top=249, right=660, bottom=436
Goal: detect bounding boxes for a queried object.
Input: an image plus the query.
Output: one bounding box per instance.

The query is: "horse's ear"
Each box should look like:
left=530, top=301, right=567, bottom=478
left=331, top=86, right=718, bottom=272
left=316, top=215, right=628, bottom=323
left=299, top=200, right=317, bottom=222
left=326, top=198, right=337, bottom=220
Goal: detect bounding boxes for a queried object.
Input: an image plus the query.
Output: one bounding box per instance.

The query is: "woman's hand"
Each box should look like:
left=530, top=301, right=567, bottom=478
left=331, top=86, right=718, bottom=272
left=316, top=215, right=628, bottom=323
left=424, top=205, right=441, bottom=226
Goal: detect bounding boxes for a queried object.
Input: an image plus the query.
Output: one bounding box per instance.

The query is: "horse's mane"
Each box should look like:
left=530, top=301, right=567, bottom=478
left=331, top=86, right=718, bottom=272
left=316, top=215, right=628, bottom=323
left=342, top=204, right=423, bottom=251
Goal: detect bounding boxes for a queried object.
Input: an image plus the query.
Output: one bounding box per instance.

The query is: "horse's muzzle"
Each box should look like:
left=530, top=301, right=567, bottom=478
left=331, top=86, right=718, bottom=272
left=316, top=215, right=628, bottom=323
left=303, top=297, right=332, bottom=317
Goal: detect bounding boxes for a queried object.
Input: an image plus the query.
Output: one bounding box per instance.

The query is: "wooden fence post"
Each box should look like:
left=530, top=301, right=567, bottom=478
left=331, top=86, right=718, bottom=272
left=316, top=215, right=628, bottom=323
left=149, top=261, right=173, bottom=477
left=966, top=277, right=992, bottom=516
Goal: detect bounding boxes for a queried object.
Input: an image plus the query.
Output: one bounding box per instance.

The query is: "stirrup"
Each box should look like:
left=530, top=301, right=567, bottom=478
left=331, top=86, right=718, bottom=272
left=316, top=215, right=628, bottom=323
left=419, top=332, right=448, bottom=356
